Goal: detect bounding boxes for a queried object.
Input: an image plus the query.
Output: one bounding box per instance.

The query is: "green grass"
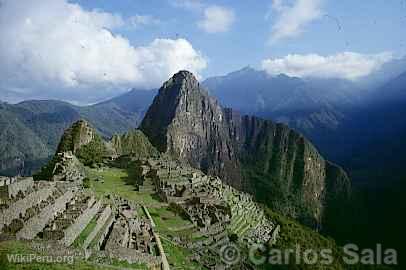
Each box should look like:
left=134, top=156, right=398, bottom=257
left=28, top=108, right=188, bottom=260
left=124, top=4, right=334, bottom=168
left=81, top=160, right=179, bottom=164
left=89, top=215, right=114, bottom=249
left=0, top=240, right=148, bottom=270
left=160, top=238, right=204, bottom=270
left=148, top=207, right=193, bottom=234
left=86, top=166, right=200, bottom=269
left=109, top=259, right=149, bottom=270
left=261, top=208, right=346, bottom=270
left=72, top=216, right=98, bottom=248
left=86, top=167, right=158, bottom=206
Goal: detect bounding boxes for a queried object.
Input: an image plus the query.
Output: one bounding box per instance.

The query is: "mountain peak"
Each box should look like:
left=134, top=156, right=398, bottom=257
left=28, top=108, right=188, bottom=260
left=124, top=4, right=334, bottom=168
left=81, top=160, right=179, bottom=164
left=173, top=70, right=196, bottom=80
left=161, top=70, right=200, bottom=94
left=140, top=71, right=242, bottom=186
left=56, top=119, right=97, bottom=154
left=141, top=72, right=351, bottom=227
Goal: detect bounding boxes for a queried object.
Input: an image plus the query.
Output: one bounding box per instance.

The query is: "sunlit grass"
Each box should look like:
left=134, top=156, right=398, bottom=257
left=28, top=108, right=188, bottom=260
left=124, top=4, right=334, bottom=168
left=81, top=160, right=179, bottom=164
left=86, top=167, right=157, bottom=206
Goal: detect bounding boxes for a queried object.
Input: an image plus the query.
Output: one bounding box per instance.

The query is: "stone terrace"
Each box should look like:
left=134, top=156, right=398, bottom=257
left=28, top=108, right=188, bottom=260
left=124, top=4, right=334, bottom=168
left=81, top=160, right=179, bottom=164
left=0, top=177, right=165, bottom=269
left=136, top=157, right=281, bottom=269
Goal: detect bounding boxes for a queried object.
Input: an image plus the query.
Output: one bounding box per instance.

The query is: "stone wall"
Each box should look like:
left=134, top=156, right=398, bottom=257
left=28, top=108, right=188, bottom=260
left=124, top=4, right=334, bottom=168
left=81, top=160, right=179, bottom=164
left=0, top=176, right=17, bottom=187
left=60, top=199, right=102, bottom=247
left=16, top=189, right=76, bottom=240
left=105, top=218, right=129, bottom=251
left=107, top=247, right=162, bottom=268
left=142, top=206, right=156, bottom=228
left=5, top=177, right=34, bottom=199
left=0, top=186, right=55, bottom=232
left=151, top=232, right=169, bottom=270
left=82, top=205, right=112, bottom=249
left=94, top=215, right=115, bottom=251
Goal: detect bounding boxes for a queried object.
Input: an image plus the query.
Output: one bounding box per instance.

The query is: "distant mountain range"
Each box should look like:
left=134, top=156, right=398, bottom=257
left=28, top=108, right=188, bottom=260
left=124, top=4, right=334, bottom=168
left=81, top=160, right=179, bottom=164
left=203, top=67, right=361, bottom=148
left=203, top=67, right=406, bottom=185
left=0, top=89, right=155, bottom=175
left=1, top=65, right=406, bottom=185
left=1, top=67, right=406, bottom=264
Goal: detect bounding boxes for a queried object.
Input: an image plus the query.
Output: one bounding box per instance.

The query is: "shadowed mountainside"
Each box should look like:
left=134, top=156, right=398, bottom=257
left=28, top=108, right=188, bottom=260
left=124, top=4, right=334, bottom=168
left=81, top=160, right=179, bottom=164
left=141, top=70, right=351, bottom=229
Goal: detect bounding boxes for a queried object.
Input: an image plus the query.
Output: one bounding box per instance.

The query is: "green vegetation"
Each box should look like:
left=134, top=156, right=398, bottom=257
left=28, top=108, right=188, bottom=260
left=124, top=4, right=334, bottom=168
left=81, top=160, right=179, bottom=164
left=260, top=208, right=395, bottom=270
left=160, top=238, right=203, bottom=270
left=148, top=207, right=193, bottom=235
left=86, top=167, right=158, bottom=206
left=111, top=129, right=159, bottom=159
left=33, top=155, right=58, bottom=181
left=0, top=240, right=149, bottom=270
left=82, top=177, right=91, bottom=188
left=86, top=165, right=203, bottom=268
left=108, top=258, right=148, bottom=270
left=0, top=105, right=51, bottom=176
left=76, top=135, right=106, bottom=166
left=0, top=94, right=154, bottom=176
left=240, top=128, right=319, bottom=227
left=263, top=208, right=344, bottom=270
left=72, top=216, right=98, bottom=248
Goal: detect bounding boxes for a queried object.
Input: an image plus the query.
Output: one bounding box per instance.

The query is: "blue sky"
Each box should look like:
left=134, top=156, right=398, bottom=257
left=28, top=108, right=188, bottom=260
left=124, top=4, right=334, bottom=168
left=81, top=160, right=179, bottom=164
left=74, top=0, right=406, bottom=77
left=0, top=0, right=405, bottom=104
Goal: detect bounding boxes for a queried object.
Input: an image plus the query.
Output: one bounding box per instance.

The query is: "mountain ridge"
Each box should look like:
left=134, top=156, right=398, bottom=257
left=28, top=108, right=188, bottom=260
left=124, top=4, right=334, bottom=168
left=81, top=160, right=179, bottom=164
left=141, top=70, right=351, bottom=228
left=0, top=89, right=156, bottom=176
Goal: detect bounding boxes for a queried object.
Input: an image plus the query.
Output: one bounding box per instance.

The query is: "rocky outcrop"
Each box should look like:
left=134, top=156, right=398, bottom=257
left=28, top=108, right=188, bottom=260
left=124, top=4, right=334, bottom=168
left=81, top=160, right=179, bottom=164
left=140, top=71, right=351, bottom=228
left=56, top=120, right=96, bottom=154
left=35, top=120, right=106, bottom=180
left=141, top=71, right=243, bottom=188
left=109, top=129, right=159, bottom=159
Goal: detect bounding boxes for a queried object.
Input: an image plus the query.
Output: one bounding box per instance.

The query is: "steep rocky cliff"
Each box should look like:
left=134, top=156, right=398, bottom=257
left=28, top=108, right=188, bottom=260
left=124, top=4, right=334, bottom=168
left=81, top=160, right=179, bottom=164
left=140, top=71, right=243, bottom=188
left=141, top=71, right=351, bottom=227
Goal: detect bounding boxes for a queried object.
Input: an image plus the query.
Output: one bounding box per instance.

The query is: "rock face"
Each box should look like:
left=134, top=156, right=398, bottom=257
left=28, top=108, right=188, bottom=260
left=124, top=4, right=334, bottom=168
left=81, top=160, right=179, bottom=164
left=140, top=71, right=243, bottom=188
left=56, top=120, right=97, bottom=154
left=227, top=111, right=349, bottom=226
left=141, top=71, right=351, bottom=227
left=35, top=120, right=104, bottom=180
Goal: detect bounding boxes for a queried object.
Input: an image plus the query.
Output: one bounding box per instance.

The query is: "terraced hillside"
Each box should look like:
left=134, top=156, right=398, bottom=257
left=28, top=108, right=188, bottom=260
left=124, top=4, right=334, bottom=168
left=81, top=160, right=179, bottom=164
left=1, top=152, right=358, bottom=270
left=1, top=120, right=391, bottom=270
left=0, top=176, right=164, bottom=270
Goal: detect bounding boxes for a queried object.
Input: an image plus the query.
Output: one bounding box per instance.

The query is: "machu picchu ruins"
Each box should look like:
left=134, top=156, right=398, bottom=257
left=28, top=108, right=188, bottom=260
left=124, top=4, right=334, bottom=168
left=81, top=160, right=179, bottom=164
left=0, top=71, right=357, bottom=270
left=0, top=173, right=169, bottom=269
left=0, top=135, right=281, bottom=270
left=2, top=0, right=405, bottom=265
left=132, top=157, right=280, bottom=268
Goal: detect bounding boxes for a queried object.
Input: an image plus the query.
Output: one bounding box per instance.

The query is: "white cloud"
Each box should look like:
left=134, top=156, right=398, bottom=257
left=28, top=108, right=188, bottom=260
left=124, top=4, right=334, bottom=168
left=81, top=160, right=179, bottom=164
left=0, top=0, right=207, bottom=104
left=198, top=5, right=235, bottom=33
left=261, top=52, right=394, bottom=80
left=128, top=15, right=160, bottom=29
left=269, top=0, right=323, bottom=43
